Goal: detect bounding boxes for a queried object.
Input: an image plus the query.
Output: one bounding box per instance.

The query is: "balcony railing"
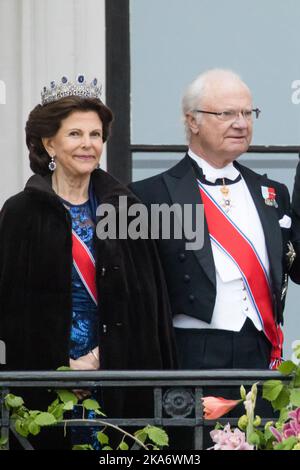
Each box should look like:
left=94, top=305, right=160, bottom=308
left=0, top=370, right=285, bottom=450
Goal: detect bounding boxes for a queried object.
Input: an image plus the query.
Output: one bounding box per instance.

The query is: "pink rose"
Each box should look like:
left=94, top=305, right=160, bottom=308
left=209, top=424, right=254, bottom=450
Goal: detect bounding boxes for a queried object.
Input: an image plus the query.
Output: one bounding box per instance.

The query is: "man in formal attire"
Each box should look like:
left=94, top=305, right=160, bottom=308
left=130, top=69, right=299, bottom=371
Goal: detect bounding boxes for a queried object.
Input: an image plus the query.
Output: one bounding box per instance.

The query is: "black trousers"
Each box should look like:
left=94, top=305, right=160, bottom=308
left=175, top=318, right=271, bottom=370
left=170, top=319, right=273, bottom=449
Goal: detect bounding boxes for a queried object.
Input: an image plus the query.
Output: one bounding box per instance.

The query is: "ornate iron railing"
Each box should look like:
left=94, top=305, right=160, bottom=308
left=0, top=370, right=285, bottom=450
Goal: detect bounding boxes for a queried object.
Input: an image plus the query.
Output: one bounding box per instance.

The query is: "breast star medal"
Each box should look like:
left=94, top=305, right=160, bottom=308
left=286, top=241, right=296, bottom=270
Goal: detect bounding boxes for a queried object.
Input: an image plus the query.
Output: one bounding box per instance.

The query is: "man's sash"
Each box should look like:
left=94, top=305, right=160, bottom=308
left=72, top=230, right=98, bottom=306
left=198, top=181, right=283, bottom=369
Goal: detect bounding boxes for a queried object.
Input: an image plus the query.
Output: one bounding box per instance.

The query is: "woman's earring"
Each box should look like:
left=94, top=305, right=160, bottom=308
left=48, top=155, right=56, bottom=171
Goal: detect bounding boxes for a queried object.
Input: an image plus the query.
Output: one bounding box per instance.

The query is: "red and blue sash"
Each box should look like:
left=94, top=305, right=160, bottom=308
left=198, top=181, right=283, bottom=369
left=72, top=230, right=98, bottom=306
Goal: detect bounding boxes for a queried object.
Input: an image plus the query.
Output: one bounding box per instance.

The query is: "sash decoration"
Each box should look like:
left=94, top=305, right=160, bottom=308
left=198, top=181, right=283, bottom=370
left=72, top=230, right=98, bottom=306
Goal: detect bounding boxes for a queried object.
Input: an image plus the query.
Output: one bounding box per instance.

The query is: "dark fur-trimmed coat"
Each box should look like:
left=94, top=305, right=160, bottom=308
left=0, top=169, right=177, bottom=419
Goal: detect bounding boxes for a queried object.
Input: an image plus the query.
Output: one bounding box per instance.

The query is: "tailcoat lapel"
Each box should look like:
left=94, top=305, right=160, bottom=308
left=163, top=155, right=216, bottom=287
left=235, top=162, right=283, bottom=292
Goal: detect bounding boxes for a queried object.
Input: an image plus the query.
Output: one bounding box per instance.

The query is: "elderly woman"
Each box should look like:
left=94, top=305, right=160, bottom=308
left=0, top=76, right=176, bottom=448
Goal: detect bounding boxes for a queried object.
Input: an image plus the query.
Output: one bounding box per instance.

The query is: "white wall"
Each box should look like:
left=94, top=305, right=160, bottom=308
left=0, top=0, right=106, bottom=207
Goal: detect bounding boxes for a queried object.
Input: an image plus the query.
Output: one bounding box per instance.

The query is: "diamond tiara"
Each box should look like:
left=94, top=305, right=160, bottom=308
left=41, top=74, right=102, bottom=105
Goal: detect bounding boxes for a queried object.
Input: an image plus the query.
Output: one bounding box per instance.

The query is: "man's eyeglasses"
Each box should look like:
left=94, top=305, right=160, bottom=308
left=193, top=108, right=261, bottom=122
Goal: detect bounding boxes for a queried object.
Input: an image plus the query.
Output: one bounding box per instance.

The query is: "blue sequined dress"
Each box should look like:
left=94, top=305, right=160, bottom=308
left=66, top=199, right=98, bottom=359
left=61, top=197, right=100, bottom=449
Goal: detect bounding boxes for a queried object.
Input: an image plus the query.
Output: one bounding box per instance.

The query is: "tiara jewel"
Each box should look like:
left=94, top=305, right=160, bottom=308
left=41, top=74, right=102, bottom=105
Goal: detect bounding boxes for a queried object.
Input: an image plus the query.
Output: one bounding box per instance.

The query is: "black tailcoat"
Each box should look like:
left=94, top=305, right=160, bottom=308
left=130, top=155, right=300, bottom=330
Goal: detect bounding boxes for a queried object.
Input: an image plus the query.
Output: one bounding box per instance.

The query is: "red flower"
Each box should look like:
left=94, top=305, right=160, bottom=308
left=202, top=396, right=241, bottom=420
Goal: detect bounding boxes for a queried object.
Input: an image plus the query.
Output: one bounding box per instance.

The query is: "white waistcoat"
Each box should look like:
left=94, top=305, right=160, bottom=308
left=173, top=152, right=270, bottom=332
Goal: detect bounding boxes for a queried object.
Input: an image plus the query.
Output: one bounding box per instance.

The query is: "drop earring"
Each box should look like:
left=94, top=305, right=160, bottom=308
left=48, top=155, right=56, bottom=171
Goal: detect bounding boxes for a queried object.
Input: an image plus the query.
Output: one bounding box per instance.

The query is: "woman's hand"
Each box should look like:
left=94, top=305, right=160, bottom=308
left=69, top=348, right=100, bottom=371
left=69, top=347, right=100, bottom=400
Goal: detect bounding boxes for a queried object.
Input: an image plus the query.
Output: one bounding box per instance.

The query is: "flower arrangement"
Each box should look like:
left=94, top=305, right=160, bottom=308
left=202, top=340, right=300, bottom=450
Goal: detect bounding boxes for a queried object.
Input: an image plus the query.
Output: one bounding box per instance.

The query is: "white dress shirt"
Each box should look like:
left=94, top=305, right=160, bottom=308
left=173, top=150, right=270, bottom=332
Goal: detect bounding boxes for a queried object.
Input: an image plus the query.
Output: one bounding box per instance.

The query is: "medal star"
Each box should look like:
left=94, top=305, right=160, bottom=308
left=286, top=241, right=296, bottom=270
left=220, top=179, right=233, bottom=213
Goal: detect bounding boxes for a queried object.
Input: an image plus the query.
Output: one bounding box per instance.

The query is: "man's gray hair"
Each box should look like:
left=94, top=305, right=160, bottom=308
left=181, top=68, right=249, bottom=141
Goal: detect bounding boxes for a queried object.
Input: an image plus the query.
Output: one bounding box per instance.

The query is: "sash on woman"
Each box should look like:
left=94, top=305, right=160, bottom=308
left=72, top=230, right=98, bottom=306
left=198, top=181, right=283, bottom=369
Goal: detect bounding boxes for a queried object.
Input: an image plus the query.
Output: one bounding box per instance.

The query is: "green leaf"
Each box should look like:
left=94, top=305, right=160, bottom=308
left=28, top=421, right=41, bottom=436
left=5, top=394, right=24, bottom=409
left=94, top=408, right=106, bottom=417
left=96, top=432, right=109, bottom=445
left=63, top=401, right=74, bottom=411
left=34, top=412, right=57, bottom=426
left=262, top=380, right=284, bottom=401
left=29, top=410, right=41, bottom=417
left=278, top=360, right=296, bottom=375
left=294, top=370, right=300, bottom=387
left=47, top=399, right=59, bottom=413
left=0, top=437, right=8, bottom=446
left=278, top=408, right=289, bottom=425
left=256, top=429, right=266, bottom=444
left=265, top=438, right=277, bottom=450
left=134, top=429, right=147, bottom=443
left=214, top=422, right=223, bottom=430
left=102, top=446, right=113, bottom=450
left=56, top=366, right=72, bottom=371
left=72, top=444, right=94, bottom=450
left=248, top=431, right=260, bottom=446
left=146, top=426, right=169, bottom=447
left=56, top=390, right=78, bottom=405
left=15, top=419, right=29, bottom=438
left=51, top=404, right=65, bottom=421
left=292, top=342, right=300, bottom=359
left=271, top=386, right=290, bottom=411
left=118, top=441, right=129, bottom=450
left=290, top=389, right=300, bottom=407
left=274, top=436, right=298, bottom=450
left=82, top=399, right=101, bottom=411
